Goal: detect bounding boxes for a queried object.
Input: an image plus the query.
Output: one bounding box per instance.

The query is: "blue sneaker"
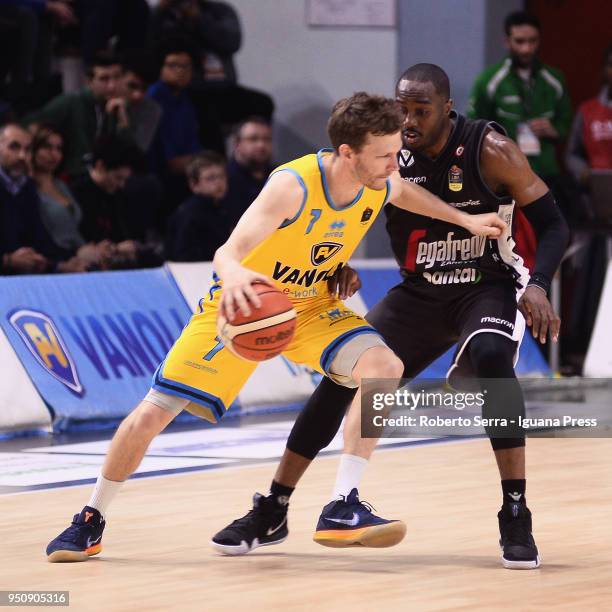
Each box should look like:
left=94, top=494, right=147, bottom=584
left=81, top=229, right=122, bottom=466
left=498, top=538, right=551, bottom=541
left=46, top=506, right=105, bottom=562
left=313, top=488, right=406, bottom=548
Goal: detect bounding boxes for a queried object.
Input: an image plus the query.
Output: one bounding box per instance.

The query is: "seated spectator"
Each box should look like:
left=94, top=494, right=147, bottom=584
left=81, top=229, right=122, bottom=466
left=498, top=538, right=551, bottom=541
left=225, top=116, right=274, bottom=226
left=31, top=125, right=113, bottom=268
left=72, top=135, right=163, bottom=268
left=108, top=50, right=162, bottom=154
left=150, top=0, right=274, bottom=153
left=24, top=50, right=123, bottom=180
left=0, top=123, right=86, bottom=274
left=166, top=151, right=232, bottom=261
left=566, top=43, right=612, bottom=186
left=109, top=50, right=165, bottom=238
left=147, top=37, right=202, bottom=214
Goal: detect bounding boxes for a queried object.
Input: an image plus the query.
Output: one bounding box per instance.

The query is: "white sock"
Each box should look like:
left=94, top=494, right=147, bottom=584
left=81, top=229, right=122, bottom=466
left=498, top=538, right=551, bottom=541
left=331, top=454, right=369, bottom=501
left=87, top=475, right=124, bottom=518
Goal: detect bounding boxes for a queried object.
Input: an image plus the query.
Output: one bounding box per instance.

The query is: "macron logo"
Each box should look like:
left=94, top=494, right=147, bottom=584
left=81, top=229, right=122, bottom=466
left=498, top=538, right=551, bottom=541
left=481, top=316, right=514, bottom=330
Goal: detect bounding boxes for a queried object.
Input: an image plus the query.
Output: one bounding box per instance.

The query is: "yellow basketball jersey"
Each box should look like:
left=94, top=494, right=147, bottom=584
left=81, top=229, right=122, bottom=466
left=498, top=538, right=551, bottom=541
left=240, top=149, right=390, bottom=305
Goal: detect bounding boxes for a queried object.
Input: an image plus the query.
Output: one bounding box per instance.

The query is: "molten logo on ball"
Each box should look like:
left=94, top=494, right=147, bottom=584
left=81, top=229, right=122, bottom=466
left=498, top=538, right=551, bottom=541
left=255, top=329, right=294, bottom=346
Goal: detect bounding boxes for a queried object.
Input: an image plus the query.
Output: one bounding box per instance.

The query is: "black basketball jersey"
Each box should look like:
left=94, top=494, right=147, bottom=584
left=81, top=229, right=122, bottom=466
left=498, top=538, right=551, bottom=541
left=385, top=111, right=529, bottom=291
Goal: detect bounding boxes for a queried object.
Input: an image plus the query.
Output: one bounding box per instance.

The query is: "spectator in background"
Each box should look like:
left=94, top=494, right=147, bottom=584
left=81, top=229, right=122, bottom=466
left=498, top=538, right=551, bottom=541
left=0, top=123, right=86, bottom=274
left=72, top=135, right=163, bottom=268
left=225, top=116, right=273, bottom=226
left=107, top=50, right=161, bottom=154
left=24, top=50, right=123, bottom=180
left=30, top=125, right=113, bottom=269
left=468, top=12, right=572, bottom=180
left=468, top=11, right=572, bottom=270
left=563, top=44, right=612, bottom=360
left=566, top=43, right=612, bottom=185
left=166, top=151, right=231, bottom=262
left=147, top=37, right=202, bottom=216
left=150, top=0, right=274, bottom=152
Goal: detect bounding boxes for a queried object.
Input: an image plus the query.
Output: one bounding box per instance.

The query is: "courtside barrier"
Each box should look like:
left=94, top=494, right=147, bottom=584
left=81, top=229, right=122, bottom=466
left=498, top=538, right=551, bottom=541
left=0, top=268, right=191, bottom=432
left=0, top=260, right=551, bottom=433
left=584, top=260, right=612, bottom=376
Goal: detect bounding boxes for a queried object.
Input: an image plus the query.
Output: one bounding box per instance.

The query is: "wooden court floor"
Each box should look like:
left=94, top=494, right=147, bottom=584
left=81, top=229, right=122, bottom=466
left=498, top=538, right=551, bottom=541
left=1, top=437, right=611, bottom=611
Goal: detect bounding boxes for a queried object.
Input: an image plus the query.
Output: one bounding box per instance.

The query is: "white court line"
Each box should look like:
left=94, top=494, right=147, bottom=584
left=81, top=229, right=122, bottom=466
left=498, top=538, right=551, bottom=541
left=0, top=419, right=452, bottom=494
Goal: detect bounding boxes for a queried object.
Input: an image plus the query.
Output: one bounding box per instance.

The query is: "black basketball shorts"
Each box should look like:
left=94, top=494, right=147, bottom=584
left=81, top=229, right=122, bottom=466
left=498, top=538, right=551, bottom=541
left=364, top=278, right=525, bottom=385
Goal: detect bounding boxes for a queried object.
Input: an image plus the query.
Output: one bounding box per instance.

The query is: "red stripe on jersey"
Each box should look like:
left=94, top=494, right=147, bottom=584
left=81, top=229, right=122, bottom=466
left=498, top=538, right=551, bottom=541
left=404, top=229, right=427, bottom=271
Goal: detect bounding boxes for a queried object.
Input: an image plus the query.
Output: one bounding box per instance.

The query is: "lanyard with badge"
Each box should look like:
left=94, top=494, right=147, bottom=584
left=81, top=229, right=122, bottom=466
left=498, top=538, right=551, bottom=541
left=514, top=70, right=541, bottom=156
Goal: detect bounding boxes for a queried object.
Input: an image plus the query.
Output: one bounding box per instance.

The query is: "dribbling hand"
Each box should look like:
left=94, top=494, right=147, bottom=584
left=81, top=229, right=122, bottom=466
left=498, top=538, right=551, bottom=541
left=219, top=264, right=272, bottom=321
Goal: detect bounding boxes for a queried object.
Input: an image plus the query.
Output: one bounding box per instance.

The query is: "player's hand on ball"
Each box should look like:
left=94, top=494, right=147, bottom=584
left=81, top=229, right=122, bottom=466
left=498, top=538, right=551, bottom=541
left=518, top=285, right=560, bottom=344
left=220, top=264, right=272, bottom=320
left=464, top=212, right=506, bottom=237
left=328, top=265, right=362, bottom=299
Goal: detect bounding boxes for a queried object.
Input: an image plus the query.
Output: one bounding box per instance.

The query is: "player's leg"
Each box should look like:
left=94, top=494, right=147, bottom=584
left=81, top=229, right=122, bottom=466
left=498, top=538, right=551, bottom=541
left=274, top=283, right=451, bottom=492
left=451, top=283, right=539, bottom=569
left=47, top=297, right=257, bottom=562
left=310, top=289, right=452, bottom=548
left=312, top=341, right=409, bottom=549
left=467, top=333, right=538, bottom=569
left=212, top=284, right=452, bottom=554
left=44, top=396, right=186, bottom=562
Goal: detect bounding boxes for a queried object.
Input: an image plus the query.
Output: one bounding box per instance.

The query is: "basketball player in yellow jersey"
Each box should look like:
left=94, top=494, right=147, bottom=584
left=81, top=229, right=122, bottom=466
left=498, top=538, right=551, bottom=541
left=46, top=92, right=506, bottom=562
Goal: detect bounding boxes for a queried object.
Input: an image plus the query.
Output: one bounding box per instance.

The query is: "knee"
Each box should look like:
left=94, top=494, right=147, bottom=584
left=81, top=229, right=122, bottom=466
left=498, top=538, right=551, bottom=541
left=127, top=401, right=173, bottom=434
left=469, top=334, right=515, bottom=377
left=353, top=347, right=404, bottom=384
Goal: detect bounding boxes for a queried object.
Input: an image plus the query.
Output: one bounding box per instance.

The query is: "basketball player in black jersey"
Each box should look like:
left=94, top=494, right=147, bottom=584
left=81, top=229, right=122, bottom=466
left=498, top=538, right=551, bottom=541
left=212, top=64, right=569, bottom=569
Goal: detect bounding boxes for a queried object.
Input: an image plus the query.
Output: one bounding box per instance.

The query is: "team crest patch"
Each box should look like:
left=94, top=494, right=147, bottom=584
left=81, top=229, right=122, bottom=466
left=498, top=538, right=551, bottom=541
left=360, top=207, right=374, bottom=224
left=448, top=165, right=463, bottom=192
left=9, top=309, right=84, bottom=395
left=311, top=242, right=343, bottom=266
left=398, top=149, right=415, bottom=167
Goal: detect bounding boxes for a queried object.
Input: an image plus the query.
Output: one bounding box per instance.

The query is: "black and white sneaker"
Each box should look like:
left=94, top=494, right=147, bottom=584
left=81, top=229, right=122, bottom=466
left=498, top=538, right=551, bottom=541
left=211, top=493, right=288, bottom=555
left=498, top=502, right=541, bottom=569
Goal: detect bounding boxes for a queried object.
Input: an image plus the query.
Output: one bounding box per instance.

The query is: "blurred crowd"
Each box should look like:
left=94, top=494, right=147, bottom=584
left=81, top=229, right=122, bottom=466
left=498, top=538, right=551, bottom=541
left=0, top=0, right=274, bottom=273
left=0, top=5, right=611, bottom=364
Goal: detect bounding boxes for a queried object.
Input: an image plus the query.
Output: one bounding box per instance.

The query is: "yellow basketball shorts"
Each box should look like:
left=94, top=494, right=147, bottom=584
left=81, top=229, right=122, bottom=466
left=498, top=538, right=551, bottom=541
left=150, top=288, right=383, bottom=423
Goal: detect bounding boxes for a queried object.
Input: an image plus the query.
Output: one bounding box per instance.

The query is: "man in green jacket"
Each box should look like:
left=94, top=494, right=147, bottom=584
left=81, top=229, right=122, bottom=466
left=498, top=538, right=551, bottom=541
left=468, top=11, right=572, bottom=181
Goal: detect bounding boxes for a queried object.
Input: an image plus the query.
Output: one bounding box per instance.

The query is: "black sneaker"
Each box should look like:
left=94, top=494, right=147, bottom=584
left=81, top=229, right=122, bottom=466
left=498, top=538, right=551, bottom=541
left=211, top=493, right=288, bottom=555
left=498, top=502, right=541, bottom=569
left=46, top=506, right=105, bottom=563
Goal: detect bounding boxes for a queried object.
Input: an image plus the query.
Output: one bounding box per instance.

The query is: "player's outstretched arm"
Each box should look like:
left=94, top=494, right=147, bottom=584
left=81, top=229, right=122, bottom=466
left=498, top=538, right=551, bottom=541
left=387, top=172, right=506, bottom=238
left=480, top=131, right=569, bottom=344
left=213, top=171, right=303, bottom=320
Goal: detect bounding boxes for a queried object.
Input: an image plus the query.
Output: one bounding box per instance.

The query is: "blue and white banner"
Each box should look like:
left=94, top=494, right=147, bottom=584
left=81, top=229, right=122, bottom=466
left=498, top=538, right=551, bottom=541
left=0, top=268, right=191, bottom=429
left=0, top=259, right=550, bottom=434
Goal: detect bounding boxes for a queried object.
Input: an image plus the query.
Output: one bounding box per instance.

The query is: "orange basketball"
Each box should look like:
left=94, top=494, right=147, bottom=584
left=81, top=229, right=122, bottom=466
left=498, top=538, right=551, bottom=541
left=217, top=283, right=296, bottom=361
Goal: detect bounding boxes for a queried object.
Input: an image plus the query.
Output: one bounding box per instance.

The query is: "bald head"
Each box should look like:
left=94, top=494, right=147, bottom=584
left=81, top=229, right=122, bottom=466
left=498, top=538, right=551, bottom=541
left=396, top=63, right=450, bottom=100
left=0, top=123, right=32, bottom=179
